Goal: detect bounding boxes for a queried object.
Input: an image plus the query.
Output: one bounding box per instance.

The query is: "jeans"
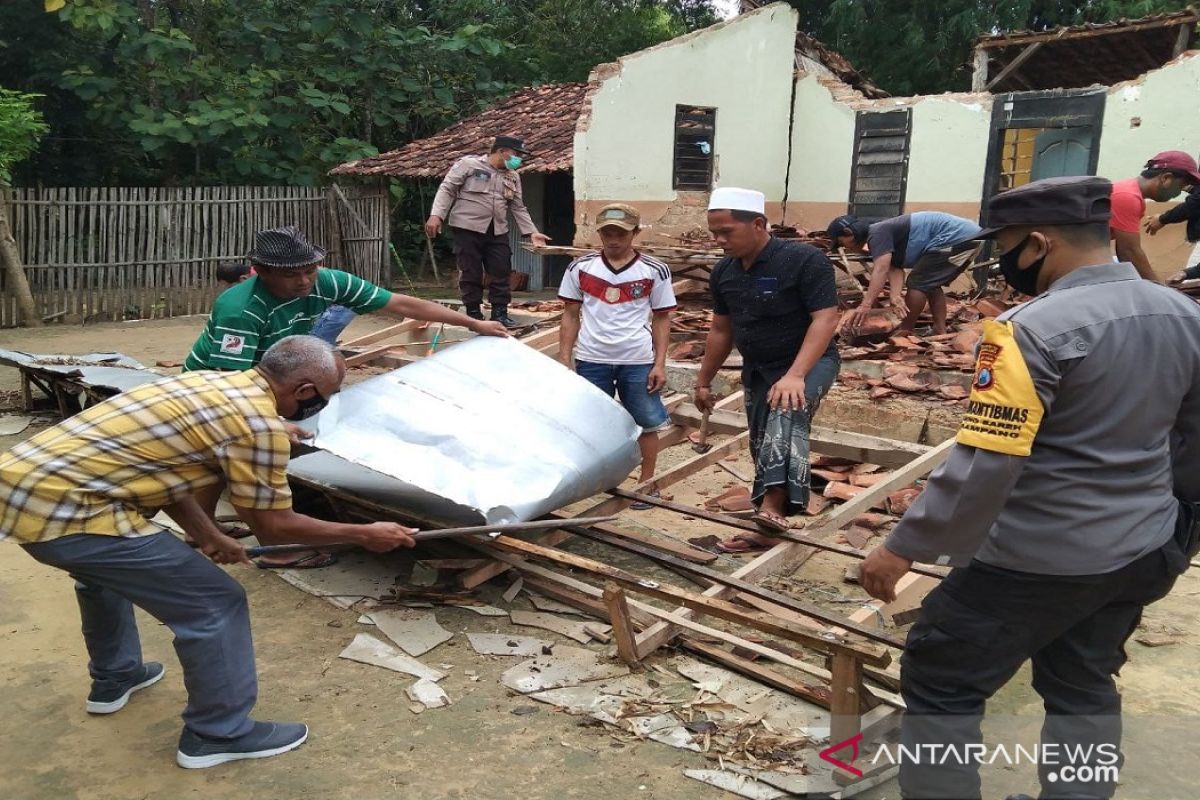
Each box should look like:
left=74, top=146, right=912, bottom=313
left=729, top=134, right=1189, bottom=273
left=23, top=532, right=259, bottom=739
left=310, top=304, right=357, bottom=345
left=575, top=360, right=670, bottom=432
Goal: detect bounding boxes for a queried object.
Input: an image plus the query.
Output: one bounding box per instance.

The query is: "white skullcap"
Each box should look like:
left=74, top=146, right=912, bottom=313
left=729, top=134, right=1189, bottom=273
left=708, top=187, right=766, bottom=215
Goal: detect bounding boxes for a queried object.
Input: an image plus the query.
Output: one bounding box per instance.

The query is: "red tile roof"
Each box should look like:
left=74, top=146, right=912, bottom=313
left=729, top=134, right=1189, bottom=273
left=331, top=83, right=588, bottom=179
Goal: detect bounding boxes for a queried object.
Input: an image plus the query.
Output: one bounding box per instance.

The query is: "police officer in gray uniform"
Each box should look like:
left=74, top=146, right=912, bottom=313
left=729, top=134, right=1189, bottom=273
left=859, top=176, right=1200, bottom=800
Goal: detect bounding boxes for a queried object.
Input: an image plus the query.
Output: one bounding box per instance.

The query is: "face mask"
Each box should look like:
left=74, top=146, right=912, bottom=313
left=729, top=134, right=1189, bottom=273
left=1156, top=178, right=1183, bottom=202
left=284, top=387, right=329, bottom=421
left=504, top=155, right=522, bottom=170
left=998, top=235, right=1046, bottom=296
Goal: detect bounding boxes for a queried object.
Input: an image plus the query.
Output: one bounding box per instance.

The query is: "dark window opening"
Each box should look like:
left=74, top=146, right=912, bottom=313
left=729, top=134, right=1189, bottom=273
left=848, top=109, right=911, bottom=220
left=674, top=105, right=716, bottom=191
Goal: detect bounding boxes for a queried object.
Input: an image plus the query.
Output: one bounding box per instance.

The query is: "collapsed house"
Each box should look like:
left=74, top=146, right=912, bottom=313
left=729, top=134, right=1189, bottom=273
left=336, top=3, right=1200, bottom=283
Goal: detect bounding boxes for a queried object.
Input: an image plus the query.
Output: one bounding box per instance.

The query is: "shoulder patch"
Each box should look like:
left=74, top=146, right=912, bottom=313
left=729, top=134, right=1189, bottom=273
left=220, top=334, right=247, bottom=355
left=955, top=320, right=1044, bottom=456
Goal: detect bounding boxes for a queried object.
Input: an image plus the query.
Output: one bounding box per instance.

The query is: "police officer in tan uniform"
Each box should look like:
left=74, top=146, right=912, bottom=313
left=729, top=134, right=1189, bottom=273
left=425, top=135, right=551, bottom=328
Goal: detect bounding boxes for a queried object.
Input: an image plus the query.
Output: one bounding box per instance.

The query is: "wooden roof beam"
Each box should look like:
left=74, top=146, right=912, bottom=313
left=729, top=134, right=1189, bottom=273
left=977, top=12, right=1199, bottom=50
left=985, top=40, right=1044, bottom=91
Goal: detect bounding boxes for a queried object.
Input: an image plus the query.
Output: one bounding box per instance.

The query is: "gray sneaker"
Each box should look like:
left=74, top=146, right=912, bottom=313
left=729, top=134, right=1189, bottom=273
left=86, top=662, right=165, bottom=714
left=176, top=720, right=309, bottom=769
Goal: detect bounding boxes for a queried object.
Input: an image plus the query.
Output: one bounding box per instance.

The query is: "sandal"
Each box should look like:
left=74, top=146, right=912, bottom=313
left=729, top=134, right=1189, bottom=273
left=631, top=489, right=661, bottom=511
left=255, top=550, right=339, bottom=570
left=750, top=510, right=790, bottom=534
left=715, top=533, right=779, bottom=553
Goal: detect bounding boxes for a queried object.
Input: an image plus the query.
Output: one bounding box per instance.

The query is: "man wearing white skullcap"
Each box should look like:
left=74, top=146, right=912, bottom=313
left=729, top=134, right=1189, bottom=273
left=694, top=188, right=841, bottom=551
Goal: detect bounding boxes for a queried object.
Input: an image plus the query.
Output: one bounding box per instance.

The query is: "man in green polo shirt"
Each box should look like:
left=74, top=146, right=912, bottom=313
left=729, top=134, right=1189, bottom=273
left=183, top=225, right=506, bottom=567
left=185, top=225, right=506, bottom=371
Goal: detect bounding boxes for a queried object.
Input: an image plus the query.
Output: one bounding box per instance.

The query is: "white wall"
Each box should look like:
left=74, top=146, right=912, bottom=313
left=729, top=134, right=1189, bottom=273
left=787, top=74, right=856, bottom=203
left=574, top=3, right=800, bottom=204
left=1097, top=52, right=1200, bottom=179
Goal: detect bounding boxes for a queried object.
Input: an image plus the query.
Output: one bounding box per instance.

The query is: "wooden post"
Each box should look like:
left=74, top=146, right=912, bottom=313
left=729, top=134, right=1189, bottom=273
left=971, top=46, right=989, bottom=91
left=829, top=651, right=865, bottom=784
left=603, top=583, right=641, bottom=669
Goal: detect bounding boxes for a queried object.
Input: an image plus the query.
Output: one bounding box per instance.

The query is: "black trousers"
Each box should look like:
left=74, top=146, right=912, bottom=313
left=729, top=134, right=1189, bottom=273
left=451, top=225, right=512, bottom=307
left=898, top=514, right=1194, bottom=800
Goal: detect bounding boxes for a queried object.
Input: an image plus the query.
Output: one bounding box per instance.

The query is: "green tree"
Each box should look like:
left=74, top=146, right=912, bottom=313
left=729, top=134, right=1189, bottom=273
left=0, top=0, right=717, bottom=186
left=0, top=88, right=48, bottom=326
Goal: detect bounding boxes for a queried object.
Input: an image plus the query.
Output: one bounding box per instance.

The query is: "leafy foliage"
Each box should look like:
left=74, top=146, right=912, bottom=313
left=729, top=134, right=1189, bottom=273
left=0, top=0, right=717, bottom=186
left=0, top=88, right=49, bottom=186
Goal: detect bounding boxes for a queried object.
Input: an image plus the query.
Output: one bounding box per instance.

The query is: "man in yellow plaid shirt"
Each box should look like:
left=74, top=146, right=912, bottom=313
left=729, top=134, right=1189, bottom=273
left=3, top=336, right=415, bottom=768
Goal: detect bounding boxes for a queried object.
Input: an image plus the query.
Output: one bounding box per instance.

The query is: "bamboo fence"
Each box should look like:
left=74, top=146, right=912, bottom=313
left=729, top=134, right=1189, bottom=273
left=0, top=183, right=388, bottom=327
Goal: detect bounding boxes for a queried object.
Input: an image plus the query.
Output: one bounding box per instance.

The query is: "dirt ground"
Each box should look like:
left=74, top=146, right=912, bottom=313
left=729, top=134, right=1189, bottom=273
left=1, top=316, right=1198, bottom=800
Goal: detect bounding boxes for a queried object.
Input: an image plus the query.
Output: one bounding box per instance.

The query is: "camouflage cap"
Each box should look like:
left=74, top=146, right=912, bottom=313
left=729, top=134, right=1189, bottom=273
left=595, top=203, right=641, bottom=231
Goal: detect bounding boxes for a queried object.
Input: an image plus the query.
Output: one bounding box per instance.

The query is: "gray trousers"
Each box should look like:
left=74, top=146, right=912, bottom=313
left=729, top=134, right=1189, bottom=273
left=898, top=540, right=1181, bottom=799
left=23, top=532, right=257, bottom=739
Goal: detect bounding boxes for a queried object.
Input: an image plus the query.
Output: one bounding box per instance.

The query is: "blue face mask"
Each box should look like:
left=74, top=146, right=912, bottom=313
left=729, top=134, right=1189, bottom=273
left=504, top=155, right=522, bottom=170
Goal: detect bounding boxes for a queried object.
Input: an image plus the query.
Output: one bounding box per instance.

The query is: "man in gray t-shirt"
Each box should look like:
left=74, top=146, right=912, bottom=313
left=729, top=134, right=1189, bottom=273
left=858, top=177, right=1200, bottom=800
left=829, top=211, right=981, bottom=336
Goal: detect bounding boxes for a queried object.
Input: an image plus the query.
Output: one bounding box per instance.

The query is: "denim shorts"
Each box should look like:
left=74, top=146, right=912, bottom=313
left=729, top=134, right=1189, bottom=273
left=576, top=360, right=670, bottom=433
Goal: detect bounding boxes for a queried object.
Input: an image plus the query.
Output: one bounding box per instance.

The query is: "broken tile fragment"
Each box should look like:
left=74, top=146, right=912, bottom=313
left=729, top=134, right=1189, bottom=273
left=509, top=609, right=593, bottom=644
left=500, top=646, right=630, bottom=693
left=886, top=486, right=922, bottom=515
left=467, top=633, right=553, bottom=657
left=337, top=633, right=446, bottom=681
left=406, top=678, right=450, bottom=709
left=368, top=609, right=453, bottom=657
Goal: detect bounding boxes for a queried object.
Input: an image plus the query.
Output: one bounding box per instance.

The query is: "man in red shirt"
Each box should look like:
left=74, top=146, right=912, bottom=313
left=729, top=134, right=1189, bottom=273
left=1109, top=150, right=1200, bottom=280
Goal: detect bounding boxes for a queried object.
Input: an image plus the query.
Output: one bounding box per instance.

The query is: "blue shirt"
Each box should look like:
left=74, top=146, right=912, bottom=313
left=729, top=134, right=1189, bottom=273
left=868, top=212, right=981, bottom=268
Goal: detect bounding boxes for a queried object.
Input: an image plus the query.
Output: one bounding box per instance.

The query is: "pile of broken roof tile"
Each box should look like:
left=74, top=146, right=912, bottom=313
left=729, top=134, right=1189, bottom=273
left=835, top=297, right=1015, bottom=404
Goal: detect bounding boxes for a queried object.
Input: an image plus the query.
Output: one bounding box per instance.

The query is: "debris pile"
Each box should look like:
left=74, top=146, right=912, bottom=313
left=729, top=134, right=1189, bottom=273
left=510, top=299, right=565, bottom=313
left=809, top=455, right=923, bottom=521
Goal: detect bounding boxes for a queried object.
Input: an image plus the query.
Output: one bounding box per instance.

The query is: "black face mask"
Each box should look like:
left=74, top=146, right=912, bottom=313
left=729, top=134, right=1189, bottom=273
left=998, top=235, right=1046, bottom=296
left=284, top=387, right=329, bottom=421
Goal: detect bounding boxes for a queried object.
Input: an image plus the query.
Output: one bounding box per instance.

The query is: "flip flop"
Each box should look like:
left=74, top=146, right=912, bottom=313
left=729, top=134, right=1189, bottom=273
left=750, top=511, right=790, bottom=534
left=715, top=533, right=776, bottom=553
left=255, top=551, right=339, bottom=570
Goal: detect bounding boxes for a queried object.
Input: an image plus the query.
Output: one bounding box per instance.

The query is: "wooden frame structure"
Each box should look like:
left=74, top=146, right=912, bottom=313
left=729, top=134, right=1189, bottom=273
left=325, top=275, right=956, bottom=788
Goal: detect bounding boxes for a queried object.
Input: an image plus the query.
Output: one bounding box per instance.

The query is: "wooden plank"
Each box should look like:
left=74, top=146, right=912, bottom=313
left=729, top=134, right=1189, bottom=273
left=606, top=487, right=948, bottom=582
left=475, top=548, right=837, bottom=684
left=546, top=512, right=716, bottom=564
left=563, top=517, right=905, bottom=647
left=977, top=13, right=1197, bottom=49
left=603, top=583, right=641, bottom=669
left=496, top=552, right=909, bottom=712
left=633, top=437, right=955, bottom=655
left=484, top=533, right=891, bottom=667
left=669, top=405, right=931, bottom=468
left=815, top=437, right=954, bottom=523
left=340, top=319, right=425, bottom=349
left=985, top=41, right=1044, bottom=91
left=634, top=539, right=821, bottom=658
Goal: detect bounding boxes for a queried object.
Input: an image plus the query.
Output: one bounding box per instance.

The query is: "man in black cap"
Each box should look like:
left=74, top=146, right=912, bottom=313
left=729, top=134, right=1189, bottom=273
left=858, top=176, right=1200, bottom=800
left=826, top=211, right=981, bottom=336
left=425, top=136, right=551, bottom=328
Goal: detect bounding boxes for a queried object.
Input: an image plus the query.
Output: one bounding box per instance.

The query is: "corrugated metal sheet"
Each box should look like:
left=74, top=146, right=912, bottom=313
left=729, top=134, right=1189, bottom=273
left=297, top=336, right=640, bottom=525
left=509, top=173, right=545, bottom=291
